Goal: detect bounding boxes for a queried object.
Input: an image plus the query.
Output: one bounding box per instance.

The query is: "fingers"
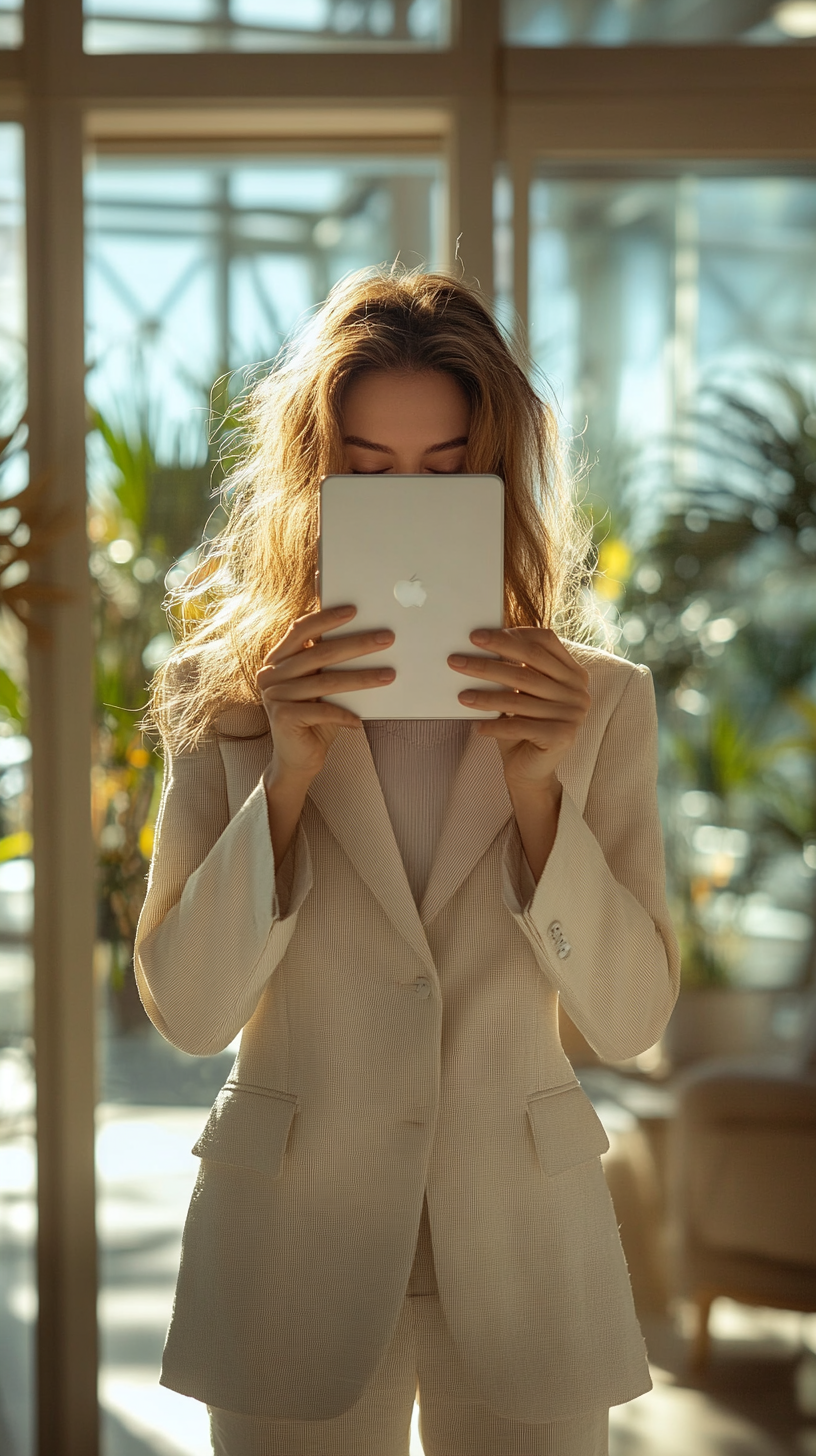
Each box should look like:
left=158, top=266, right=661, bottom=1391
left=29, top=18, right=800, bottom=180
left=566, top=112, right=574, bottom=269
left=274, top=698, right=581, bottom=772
left=467, top=627, right=590, bottom=691
left=457, top=688, right=588, bottom=720
left=266, top=627, right=395, bottom=683
left=449, top=652, right=591, bottom=710
left=258, top=665, right=395, bottom=701
left=473, top=716, right=576, bottom=746
left=270, top=701, right=363, bottom=731
left=263, top=604, right=358, bottom=666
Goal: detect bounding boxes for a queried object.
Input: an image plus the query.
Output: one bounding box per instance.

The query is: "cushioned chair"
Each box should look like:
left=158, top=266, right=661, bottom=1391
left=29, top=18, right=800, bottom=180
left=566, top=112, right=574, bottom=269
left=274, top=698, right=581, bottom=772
left=670, top=995, right=816, bottom=1367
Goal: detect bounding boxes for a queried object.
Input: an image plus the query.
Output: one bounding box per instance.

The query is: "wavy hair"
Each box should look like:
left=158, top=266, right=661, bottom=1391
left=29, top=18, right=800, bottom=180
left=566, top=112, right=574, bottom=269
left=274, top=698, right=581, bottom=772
left=151, top=266, right=595, bottom=751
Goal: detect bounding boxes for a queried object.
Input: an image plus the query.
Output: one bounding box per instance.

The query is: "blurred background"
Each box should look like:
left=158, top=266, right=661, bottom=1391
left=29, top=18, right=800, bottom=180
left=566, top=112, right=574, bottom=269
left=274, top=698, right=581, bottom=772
left=2, top=3, right=816, bottom=1453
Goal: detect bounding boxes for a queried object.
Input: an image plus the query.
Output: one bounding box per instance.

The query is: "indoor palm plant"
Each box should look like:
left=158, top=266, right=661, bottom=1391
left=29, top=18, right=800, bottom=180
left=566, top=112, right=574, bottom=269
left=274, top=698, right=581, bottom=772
left=615, top=374, right=816, bottom=1061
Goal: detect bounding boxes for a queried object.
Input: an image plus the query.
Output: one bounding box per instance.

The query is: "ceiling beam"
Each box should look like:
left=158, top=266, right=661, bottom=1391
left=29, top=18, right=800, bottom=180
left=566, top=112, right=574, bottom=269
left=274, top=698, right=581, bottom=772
left=504, top=42, right=816, bottom=95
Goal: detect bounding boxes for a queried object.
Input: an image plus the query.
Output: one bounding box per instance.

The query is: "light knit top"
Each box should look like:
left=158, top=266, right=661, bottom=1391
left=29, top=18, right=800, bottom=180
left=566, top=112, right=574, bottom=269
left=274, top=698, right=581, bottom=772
left=363, top=718, right=473, bottom=903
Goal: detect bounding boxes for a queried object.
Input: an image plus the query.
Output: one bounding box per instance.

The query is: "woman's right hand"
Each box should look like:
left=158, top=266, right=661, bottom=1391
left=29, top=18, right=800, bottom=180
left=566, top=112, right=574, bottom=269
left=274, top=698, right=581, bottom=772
left=255, top=605, right=395, bottom=788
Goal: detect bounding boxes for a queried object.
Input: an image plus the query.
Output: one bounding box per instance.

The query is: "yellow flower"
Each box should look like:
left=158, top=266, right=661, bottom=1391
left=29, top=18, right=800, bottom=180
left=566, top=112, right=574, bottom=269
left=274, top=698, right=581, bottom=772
left=0, top=830, right=32, bottom=861
left=138, top=823, right=155, bottom=859
left=595, top=538, right=632, bottom=602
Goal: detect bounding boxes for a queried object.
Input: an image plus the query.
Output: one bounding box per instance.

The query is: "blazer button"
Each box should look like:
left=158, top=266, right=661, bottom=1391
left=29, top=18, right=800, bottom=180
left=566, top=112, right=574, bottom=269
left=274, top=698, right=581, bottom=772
left=413, top=978, right=431, bottom=998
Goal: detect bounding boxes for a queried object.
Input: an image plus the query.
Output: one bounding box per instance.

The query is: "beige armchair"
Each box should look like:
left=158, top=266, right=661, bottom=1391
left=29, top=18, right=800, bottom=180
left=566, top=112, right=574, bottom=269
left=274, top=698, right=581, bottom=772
left=670, top=1002, right=816, bottom=1366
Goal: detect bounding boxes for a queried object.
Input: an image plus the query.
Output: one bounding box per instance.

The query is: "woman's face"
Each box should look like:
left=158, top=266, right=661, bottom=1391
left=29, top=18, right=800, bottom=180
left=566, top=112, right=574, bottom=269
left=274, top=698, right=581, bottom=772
left=341, top=369, right=470, bottom=475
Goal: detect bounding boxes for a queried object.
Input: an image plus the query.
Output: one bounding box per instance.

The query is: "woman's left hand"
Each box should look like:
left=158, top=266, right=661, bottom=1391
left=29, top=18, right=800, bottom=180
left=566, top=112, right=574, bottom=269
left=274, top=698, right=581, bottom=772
left=448, top=627, right=591, bottom=793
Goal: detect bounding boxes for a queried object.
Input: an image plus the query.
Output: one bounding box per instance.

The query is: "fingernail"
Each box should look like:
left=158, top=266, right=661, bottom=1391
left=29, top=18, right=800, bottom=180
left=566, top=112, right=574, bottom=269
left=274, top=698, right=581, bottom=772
left=460, top=691, right=476, bottom=704
left=378, top=668, right=395, bottom=680
left=471, top=630, right=489, bottom=644
left=336, top=605, right=355, bottom=617
left=374, top=630, right=393, bottom=643
left=449, top=654, right=467, bottom=667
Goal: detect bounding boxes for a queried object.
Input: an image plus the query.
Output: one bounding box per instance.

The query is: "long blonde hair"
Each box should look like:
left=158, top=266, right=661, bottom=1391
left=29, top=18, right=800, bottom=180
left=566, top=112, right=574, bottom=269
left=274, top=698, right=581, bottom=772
left=152, top=266, right=594, bottom=751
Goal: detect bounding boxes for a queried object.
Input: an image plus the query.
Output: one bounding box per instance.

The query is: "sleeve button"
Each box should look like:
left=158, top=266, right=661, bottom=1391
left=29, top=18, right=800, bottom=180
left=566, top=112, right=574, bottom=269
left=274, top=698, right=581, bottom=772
left=547, top=921, right=571, bottom=959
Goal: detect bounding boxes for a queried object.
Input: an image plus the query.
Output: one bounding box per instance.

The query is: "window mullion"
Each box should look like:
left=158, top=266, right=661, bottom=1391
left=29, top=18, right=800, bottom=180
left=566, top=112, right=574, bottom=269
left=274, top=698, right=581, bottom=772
left=26, top=2, right=98, bottom=1454
left=447, top=0, right=500, bottom=291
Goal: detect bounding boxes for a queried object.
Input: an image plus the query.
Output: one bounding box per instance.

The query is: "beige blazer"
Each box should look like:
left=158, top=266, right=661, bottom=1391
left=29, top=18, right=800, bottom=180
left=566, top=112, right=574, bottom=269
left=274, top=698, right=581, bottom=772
left=134, top=644, right=680, bottom=1424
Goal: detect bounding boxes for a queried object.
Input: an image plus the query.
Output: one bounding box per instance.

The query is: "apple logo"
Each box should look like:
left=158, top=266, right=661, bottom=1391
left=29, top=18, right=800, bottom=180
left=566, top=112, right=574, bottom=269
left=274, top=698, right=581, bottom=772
left=393, top=575, right=427, bottom=608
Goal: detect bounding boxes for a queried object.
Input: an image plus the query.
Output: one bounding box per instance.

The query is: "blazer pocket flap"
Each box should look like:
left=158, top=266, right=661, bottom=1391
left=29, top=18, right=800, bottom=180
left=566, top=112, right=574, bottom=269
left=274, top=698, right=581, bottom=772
left=191, top=1082, right=298, bottom=1177
left=526, top=1082, right=610, bottom=1176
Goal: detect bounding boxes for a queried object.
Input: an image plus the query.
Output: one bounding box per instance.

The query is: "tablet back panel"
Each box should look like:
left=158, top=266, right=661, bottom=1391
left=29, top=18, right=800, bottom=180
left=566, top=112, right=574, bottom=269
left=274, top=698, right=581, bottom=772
left=318, top=474, right=504, bottom=719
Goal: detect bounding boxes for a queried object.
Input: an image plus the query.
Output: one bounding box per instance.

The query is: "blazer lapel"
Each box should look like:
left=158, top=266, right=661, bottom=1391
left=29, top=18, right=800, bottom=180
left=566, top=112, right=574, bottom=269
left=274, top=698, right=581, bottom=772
left=307, top=727, right=436, bottom=974
left=420, top=727, right=513, bottom=926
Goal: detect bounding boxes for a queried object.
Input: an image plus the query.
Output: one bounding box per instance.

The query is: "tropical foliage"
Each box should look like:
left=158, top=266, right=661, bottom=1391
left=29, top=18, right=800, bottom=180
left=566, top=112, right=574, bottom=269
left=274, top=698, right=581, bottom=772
left=598, top=376, right=816, bottom=986
left=88, top=379, right=238, bottom=1026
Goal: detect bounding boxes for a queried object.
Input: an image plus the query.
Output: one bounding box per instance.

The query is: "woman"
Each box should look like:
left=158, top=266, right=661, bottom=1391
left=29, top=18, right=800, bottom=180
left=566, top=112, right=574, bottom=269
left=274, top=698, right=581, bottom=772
left=135, top=268, right=680, bottom=1456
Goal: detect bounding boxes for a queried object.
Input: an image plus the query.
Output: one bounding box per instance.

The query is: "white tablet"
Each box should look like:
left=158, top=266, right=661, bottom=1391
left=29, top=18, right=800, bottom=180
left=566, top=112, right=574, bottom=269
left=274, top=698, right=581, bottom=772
left=317, top=473, right=504, bottom=719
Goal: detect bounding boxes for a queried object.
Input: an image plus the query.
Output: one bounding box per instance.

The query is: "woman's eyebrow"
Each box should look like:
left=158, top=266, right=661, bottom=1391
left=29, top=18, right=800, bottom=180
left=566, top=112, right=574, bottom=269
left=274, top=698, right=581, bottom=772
left=425, top=435, right=469, bottom=454
left=342, top=434, right=469, bottom=454
left=342, top=434, right=394, bottom=453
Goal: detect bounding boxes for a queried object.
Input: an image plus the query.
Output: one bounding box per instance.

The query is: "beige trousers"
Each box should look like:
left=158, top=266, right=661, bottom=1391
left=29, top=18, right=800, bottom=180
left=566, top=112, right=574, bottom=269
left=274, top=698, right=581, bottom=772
left=208, top=1197, right=610, bottom=1456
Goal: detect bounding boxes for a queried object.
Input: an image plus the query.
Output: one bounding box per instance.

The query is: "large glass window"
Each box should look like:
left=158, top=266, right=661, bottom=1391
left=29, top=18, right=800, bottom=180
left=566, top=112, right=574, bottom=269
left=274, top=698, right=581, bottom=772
left=530, top=171, right=816, bottom=1007
left=86, top=154, right=445, bottom=453
left=85, top=149, right=444, bottom=1455
left=84, top=0, right=450, bottom=53
left=530, top=175, right=816, bottom=499
left=504, top=0, right=816, bottom=44
left=0, top=123, right=33, bottom=1456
